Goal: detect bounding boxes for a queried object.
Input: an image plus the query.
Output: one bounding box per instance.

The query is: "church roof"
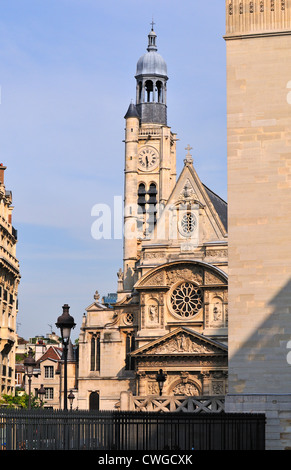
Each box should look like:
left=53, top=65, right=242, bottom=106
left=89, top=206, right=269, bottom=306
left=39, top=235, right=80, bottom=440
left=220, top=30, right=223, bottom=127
left=136, top=27, right=168, bottom=77
left=124, top=102, right=140, bottom=119
left=203, top=184, right=228, bottom=232
left=136, top=50, right=168, bottom=77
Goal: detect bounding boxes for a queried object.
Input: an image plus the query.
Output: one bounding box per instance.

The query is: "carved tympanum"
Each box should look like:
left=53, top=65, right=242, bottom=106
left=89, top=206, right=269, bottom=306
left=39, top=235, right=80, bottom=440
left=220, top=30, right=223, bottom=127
left=148, top=333, right=216, bottom=355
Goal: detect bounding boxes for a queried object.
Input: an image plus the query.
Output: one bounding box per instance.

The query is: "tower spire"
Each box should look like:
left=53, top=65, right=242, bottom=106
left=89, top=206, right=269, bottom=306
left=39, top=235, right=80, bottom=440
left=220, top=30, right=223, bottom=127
left=147, top=20, right=157, bottom=52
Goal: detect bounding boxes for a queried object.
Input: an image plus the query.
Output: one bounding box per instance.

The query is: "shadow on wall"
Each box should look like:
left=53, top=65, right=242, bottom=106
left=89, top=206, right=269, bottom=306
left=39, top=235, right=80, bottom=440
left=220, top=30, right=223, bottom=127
left=228, top=277, right=291, bottom=394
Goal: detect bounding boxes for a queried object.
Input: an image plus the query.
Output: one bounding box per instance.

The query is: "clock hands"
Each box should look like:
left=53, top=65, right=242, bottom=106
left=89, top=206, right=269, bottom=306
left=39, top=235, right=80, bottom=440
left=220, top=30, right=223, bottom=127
left=138, top=146, right=158, bottom=170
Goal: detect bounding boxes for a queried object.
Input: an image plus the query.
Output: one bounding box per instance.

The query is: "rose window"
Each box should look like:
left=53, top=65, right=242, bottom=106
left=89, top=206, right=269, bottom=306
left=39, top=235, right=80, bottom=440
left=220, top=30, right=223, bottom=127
left=170, top=282, right=203, bottom=318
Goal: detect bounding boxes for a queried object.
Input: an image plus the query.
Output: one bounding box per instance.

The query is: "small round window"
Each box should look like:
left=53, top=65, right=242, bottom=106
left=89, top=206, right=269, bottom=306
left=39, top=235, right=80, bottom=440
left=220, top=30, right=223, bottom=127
left=170, top=282, right=203, bottom=318
left=179, top=213, right=196, bottom=237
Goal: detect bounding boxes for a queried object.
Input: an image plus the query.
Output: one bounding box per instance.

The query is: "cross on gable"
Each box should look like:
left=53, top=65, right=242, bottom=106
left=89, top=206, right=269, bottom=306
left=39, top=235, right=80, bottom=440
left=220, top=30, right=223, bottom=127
left=185, top=144, right=193, bottom=156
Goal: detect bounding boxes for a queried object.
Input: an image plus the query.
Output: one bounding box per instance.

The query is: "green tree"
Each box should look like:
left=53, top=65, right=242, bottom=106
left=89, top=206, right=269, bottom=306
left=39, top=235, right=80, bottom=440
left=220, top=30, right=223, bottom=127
left=0, top=393, right=43, bottom=409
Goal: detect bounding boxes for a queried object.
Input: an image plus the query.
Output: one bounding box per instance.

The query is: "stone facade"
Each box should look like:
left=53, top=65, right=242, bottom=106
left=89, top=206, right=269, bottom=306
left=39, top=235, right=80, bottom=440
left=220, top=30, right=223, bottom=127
left=225, top=0, right=291, bottom=450
left=77, top=28, right=228, bottom=411
left=0, top=165, right=20, bottom=396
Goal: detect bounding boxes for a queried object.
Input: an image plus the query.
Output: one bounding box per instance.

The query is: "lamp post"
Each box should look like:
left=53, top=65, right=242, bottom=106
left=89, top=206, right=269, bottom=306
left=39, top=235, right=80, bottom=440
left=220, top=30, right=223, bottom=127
left=24, top=348, right=37, bottom=409
left=68, top=390, right=75, bottom=411
left=156, top=369, right=166, bottom=396
left=56, top=304, right=76, bottom=411
left=38, top=384, right=46, bottom=407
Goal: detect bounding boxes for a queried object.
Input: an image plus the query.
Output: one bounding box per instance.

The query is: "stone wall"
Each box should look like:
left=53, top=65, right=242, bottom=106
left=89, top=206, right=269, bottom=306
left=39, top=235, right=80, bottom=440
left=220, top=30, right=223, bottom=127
left=225, top=0, right=291, bottom=450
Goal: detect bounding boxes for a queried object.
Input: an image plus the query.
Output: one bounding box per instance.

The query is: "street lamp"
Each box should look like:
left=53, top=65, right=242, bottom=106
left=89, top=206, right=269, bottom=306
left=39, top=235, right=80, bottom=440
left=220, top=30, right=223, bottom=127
left=156, top=369, right=166, bottom=396
left=68, top=390, right=75, bottom=410
left=38, top=384, right=46, bottom=407
left=55, top=304, right=76, bottom=410
left=24, top=348, right=37, bottom=409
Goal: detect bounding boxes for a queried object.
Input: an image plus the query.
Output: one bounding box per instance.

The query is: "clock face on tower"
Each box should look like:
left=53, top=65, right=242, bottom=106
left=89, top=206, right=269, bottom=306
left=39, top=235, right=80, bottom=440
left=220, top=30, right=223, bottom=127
left=138, top=146, right=159, bottom=171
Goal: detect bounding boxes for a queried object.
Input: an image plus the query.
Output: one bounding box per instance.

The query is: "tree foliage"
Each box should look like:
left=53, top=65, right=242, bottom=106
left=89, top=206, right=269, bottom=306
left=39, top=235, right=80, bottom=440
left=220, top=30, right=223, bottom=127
left=0, top=393, right=43, bottom=409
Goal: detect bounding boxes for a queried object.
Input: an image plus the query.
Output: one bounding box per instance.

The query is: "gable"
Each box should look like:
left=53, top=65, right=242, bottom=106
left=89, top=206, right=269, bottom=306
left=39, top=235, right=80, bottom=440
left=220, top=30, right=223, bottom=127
left=151, top=160, right=227, bottom=246
left=131, top=327, right=227, bottom=357
left=38, top=346, right=62, bottom=363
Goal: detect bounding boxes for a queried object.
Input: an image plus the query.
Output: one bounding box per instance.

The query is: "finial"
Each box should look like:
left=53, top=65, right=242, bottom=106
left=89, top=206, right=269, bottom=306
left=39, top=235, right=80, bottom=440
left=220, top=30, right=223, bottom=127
left=184, top=145, right=193, bottom=165
left=94, top=290, right=100, bottom=302
left=147, top=19, right=157, bottom=52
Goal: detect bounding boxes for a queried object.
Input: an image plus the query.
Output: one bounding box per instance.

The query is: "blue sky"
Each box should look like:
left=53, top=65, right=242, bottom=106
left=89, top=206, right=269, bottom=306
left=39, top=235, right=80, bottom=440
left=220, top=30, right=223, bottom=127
left=0, top=0, right=227, bottom=341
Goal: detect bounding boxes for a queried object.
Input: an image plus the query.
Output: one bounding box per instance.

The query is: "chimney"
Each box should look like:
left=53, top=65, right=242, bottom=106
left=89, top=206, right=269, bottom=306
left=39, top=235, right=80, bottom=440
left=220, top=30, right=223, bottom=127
left=0, top=164, right=6, bottom=184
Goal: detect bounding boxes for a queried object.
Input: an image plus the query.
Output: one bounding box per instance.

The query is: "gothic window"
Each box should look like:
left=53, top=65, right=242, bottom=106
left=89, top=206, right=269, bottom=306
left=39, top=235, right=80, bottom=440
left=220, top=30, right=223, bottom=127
left=125, top=333, right=135, bottom=370
left=170, top=282, right=203, bottom=318
left=90, top=334, right=100, bottom=371
left=137, top=183, right=146, bottom=232
left=147, top=183, right=157, bottom=230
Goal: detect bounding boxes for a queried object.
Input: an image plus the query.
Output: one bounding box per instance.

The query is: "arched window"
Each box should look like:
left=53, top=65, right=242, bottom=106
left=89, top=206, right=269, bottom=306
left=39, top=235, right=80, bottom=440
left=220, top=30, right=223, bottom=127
left=147, top=183, right=157, bottom=230
left=145, top=80, right=154, bottom=102
left=137, top=183, right=146, bottom=232
left=90, top=334, right=100, bottom=371
left=138, top=81, right=142, bottom=104
left=125, top=333, right=135, bottom=370
left=156, top=81, right=163, bottom=103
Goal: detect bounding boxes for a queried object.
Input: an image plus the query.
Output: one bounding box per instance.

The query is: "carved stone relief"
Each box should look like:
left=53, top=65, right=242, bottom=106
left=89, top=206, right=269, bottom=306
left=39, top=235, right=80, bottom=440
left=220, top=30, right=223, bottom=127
left=147, top=298, right=159, bottom=327
left=210, top=296, right=223, bottom=325
left=204, top=270, right=225, bottom=285
left=172, top=381, right=200, bottom=397
left=143, top=251, right=166, bottom=260
left=144, top=271, right=164, bottom=286
left=147, top=333, right=218, bottom=355
left=207, top=291, right=228, bottom=328
left=206, top=249, right=227, bottom=258
left=211, top=381, right=225, bottom=395
left=147, top=381, right=159, bottom=396
left=166, top=266, right=203, bottom=286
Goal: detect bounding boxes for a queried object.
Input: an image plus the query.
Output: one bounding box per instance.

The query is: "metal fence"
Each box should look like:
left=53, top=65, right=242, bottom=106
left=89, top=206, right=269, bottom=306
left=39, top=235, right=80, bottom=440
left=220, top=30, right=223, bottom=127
left=0, top=409, right=265, bottom=451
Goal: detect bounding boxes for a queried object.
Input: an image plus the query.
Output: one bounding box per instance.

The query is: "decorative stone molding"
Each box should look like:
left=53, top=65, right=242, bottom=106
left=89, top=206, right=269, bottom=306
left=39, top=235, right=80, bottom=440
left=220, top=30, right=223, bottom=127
left=143, top=251, right=166, bottom=260
left=166, top=266, right=203, bottom=286
left=226, top=0, right=291, bottom=37
left=146, top=333, right=221, bottom=355
left=127, top=395, right=225, bottom=413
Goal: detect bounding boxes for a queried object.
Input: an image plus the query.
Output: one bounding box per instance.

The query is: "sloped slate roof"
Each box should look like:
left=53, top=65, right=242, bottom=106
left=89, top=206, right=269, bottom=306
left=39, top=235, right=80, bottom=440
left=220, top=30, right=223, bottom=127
left=203, top=184, right=228, bottom=232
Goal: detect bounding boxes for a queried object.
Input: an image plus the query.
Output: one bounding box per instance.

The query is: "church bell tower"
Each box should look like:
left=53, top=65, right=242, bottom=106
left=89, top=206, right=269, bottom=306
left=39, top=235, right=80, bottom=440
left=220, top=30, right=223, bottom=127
left=123, top=25, right=177, bottom=292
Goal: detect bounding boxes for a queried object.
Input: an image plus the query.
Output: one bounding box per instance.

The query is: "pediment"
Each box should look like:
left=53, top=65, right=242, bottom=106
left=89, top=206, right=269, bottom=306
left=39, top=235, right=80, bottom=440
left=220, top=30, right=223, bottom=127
left=131, top=327, right=227, bottom=357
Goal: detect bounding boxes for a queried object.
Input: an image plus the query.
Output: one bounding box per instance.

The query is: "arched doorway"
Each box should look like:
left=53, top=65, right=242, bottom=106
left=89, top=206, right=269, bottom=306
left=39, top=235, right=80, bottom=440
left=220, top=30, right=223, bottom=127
left=89, top=391, right=100, bottom=410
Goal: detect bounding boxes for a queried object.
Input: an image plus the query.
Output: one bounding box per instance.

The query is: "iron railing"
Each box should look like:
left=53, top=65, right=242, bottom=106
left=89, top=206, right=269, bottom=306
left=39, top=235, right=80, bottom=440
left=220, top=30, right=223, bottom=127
left=0, top=409, right=265, bottom=451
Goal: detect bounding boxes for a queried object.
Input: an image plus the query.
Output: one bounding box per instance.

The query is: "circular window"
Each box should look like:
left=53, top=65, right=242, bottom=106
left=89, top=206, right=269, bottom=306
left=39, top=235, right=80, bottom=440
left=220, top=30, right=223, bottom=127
left=170, top=282, right=203, bottom=318
left=125, top=312, right=134, bottom=325
left=179, top=213, right=196, bottom=237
